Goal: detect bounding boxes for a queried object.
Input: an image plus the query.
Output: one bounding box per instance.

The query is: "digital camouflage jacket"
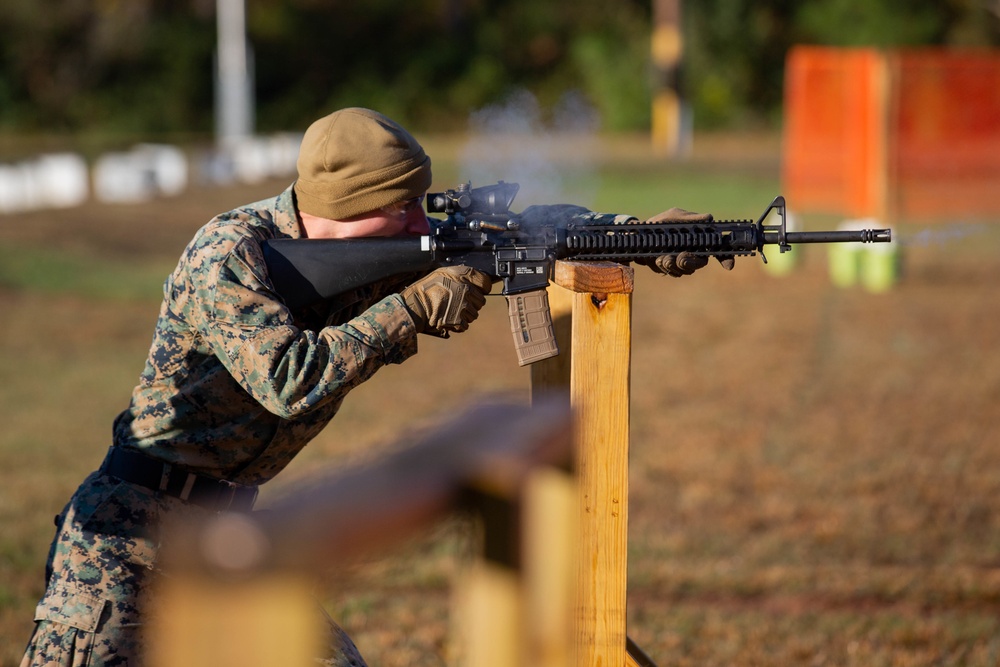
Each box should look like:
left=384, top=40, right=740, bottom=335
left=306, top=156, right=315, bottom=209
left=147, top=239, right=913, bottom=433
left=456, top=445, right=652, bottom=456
left=111, top=184, right=420, bottom=485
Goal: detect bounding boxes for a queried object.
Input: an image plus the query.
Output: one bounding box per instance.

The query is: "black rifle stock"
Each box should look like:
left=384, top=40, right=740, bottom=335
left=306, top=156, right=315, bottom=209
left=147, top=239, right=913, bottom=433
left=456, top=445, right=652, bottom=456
left=263, top=181, right=891, bottom=366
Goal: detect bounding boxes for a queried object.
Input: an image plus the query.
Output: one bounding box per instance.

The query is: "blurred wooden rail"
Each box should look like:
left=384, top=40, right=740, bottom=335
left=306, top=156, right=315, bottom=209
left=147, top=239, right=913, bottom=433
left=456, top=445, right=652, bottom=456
left=150, top=398, right=576, bottom=667
left=151, top=259, right=645, bottom=667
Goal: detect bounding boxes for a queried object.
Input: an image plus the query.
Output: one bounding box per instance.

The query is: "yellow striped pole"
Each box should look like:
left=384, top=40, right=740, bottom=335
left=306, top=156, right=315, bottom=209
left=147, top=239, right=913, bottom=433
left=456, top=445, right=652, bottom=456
left=651, top=0, right=684, bottom=156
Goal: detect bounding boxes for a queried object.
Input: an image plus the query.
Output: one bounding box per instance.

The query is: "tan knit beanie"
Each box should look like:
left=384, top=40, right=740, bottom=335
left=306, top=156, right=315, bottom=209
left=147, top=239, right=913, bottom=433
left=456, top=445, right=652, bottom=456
left=294, top=108, right=432, bottom=220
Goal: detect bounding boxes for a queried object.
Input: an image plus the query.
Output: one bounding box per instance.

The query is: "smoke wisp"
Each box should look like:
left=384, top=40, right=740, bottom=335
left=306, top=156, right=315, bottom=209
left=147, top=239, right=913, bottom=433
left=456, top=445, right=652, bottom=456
left=459, top=89, right=601, bottom=211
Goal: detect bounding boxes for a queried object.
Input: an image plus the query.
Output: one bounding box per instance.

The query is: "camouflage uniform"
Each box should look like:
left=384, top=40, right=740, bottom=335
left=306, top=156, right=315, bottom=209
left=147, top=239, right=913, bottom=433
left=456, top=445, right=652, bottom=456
left=21, top=184, right=419, bottom=666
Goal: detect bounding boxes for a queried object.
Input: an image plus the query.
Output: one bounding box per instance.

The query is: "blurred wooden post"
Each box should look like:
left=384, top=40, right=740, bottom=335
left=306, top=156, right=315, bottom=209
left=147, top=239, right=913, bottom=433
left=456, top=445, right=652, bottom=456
left=531, top=261, right=634, bottom=667
left=149, top=574, right=321, bottom=667
left=530, top=282, right=575, bottom=399
left=651, top=0, right=685, bottom=157
left=457, top=466, right=577, bottom=667
left=523, top=467, right=579, bottom=667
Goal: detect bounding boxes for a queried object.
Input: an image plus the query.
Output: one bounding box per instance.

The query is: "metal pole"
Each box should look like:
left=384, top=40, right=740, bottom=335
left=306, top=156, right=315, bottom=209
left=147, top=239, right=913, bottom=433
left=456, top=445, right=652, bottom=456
left=216, top=0, right=254, bottom=145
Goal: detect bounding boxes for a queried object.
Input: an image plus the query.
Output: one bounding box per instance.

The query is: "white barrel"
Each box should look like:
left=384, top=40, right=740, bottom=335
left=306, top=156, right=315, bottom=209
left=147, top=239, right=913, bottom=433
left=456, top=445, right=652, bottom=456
left=135, top=144, right=189, bottom=197
left=34, top=153, right=90, bottom=208
left=93, top=151, right=156, bottom=203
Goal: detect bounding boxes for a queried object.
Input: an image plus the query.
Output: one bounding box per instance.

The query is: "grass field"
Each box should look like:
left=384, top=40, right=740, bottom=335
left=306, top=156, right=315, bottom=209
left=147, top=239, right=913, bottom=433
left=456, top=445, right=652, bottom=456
left=2, top=132, right=1000, bottom=665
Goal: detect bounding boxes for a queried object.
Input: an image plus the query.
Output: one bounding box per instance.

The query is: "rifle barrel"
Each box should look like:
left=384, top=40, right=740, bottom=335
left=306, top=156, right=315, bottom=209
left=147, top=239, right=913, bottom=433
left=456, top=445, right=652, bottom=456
left=766, top=229, right=892, bottom=245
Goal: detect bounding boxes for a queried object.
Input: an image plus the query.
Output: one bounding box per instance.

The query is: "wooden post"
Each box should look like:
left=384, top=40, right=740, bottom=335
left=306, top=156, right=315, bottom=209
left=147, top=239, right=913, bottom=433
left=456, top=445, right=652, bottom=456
left=523, top=467, right=578, bottom=667
left=531, top=261, right=634, bottom=667
left=455, top=541, right=522, bottom=667
left=148, top=574, right=321, bottom=667
left=530, top=281, right=574, bottom=401
left=456, top=466, right=577, bottom=667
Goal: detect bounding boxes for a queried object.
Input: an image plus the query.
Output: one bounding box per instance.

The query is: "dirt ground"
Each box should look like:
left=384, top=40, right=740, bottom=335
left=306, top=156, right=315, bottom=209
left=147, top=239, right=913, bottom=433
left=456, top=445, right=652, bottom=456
left=2, top=140, right=1000, bottom=665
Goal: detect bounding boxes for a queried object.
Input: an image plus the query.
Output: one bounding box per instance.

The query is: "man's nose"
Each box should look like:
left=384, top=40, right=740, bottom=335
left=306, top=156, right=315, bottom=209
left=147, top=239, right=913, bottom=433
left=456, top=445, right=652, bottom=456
left=406, top=207, right=430, bottom=235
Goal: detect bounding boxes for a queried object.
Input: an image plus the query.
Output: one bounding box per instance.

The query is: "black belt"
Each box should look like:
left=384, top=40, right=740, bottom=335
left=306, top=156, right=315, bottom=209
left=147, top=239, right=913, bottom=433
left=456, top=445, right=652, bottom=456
left=100, top=446, right=258, bottom=512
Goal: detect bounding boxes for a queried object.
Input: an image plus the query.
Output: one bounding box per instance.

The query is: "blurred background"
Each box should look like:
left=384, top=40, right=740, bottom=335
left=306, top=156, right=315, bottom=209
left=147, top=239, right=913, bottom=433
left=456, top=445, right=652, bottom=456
left=2, top=0, right=999, bottom=214
left=2, top=1, right=1000, bottom=665
left=0, top=0, right=997, bottom=142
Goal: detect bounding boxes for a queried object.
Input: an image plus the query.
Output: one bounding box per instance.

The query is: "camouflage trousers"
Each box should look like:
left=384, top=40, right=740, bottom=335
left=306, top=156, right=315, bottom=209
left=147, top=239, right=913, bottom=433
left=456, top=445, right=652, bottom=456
left=20, top=470, right=367, bottom=667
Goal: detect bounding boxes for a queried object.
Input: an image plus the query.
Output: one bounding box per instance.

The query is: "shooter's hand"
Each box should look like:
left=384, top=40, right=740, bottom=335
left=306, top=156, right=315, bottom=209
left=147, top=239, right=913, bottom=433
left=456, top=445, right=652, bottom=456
left=401, top=266, right=492, bottom=337
left=639, top=207, right=736, bottom=277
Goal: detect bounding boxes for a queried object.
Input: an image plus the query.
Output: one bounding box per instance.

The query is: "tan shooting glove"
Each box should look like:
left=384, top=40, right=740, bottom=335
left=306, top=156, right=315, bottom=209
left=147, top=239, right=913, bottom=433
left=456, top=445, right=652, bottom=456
left=641, top=207, right=736, bottom=277
left=401, top=266, right=492, bottom=336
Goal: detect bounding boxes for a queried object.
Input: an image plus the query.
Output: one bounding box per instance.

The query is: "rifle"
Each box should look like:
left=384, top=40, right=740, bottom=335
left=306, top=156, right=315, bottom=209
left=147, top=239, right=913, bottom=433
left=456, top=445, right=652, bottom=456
left=263, top=181, right=891, bottom=366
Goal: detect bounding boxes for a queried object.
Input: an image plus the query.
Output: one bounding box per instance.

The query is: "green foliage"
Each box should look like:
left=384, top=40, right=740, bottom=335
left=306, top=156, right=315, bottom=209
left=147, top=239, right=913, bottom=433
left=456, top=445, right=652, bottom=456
left=681, top=0, right=999, bottom=129
left=248, top=0, right=655, bottom=132
left=794, top=0, right=944, bottom=47
left=0, top=0, right=996, bottom=137
left=570, top=32, right=651, bottom=132
left=0, top=1, right=216, bottom=134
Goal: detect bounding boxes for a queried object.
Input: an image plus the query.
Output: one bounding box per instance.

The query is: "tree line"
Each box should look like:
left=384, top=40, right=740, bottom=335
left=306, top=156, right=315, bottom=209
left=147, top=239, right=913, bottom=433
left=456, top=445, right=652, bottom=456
left=0, top=0, right=996, bottom=141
